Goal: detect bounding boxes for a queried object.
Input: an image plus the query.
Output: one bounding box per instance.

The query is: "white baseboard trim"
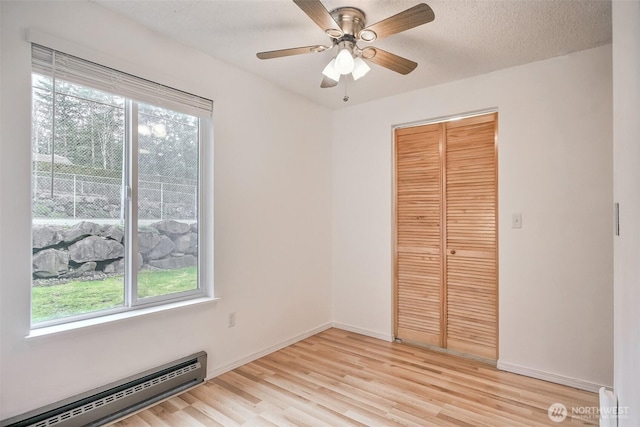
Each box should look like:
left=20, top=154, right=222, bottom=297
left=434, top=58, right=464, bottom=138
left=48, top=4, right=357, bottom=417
left=331, top=322, right=394, bottom=342
left=497, top=361, right=610, bottom=393
left=207, top=322, right=332, bottom=379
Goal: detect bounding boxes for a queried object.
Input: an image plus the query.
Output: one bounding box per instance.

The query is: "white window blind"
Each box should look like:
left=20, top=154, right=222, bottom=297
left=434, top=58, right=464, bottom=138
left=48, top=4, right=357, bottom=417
left=32, top=44, right=213, bottom=118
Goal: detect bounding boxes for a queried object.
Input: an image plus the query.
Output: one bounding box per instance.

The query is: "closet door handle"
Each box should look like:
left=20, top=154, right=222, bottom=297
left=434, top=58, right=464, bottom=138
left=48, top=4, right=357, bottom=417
left=450, top=249, right=456, bottom=255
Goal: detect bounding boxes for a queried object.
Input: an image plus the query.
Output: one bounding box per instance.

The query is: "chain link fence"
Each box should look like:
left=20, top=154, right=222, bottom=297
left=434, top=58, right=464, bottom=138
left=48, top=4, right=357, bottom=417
left=32, top=172, right=197, bottom=221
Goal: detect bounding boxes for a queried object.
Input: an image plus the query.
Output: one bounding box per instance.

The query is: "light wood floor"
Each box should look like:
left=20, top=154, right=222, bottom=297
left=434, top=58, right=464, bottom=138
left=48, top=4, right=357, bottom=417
left=111, top=328, right=599, bottom=426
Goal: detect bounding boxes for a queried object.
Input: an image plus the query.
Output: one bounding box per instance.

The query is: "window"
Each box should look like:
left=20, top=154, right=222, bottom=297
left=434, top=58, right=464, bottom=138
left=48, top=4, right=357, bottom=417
left=30, top=45, right=213, bottom=328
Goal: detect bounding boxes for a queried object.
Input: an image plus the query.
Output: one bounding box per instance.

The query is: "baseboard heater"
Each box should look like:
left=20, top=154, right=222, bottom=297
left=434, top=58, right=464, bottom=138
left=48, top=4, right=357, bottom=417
left=1, top=351, right=207, bottom=427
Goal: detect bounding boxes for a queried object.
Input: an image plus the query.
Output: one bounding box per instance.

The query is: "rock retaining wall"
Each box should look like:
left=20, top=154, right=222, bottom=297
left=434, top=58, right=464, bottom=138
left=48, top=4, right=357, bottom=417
left=32, top=220, right=197, bottom=282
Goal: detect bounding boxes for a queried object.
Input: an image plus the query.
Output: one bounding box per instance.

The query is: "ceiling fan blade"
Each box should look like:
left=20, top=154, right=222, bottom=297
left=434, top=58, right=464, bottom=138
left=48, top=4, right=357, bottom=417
left=321, top=76, right=339, bottom=88
left=257, top=45, right=330, bottom=60
left=293, top=0, right=343, bottom=38
left=360, top=3, right=435, bottom=41
left=363, top=48, right=418, bottom=75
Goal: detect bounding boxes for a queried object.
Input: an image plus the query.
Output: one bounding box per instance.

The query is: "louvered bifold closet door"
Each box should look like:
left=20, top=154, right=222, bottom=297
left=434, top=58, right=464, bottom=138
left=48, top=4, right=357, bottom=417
left=444, top=113, right=498, bottom=359
left=395, top=124, right=443, bottom=346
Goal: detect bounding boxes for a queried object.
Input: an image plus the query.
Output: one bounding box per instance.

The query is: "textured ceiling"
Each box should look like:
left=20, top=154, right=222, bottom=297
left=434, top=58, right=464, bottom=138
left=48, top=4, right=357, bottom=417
left=92, top=0, right=612, bottom=110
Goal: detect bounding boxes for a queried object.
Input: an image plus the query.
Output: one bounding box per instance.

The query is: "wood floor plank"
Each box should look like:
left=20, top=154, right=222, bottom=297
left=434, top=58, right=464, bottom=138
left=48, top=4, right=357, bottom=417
left=113, top=414, right=151, bottom=427
left=110, top=329, right=599, bottom=426
left=181, top=405, right=226, bottom=427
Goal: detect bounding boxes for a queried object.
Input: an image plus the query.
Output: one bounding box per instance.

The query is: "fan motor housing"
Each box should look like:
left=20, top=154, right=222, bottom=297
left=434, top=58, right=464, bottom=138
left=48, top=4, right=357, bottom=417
left=329, top=7, right=366, bottom=37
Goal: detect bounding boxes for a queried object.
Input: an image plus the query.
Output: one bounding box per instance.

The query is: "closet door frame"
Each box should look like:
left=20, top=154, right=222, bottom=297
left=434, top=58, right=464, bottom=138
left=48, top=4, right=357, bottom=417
left=392, top=109, right=499, bottom=360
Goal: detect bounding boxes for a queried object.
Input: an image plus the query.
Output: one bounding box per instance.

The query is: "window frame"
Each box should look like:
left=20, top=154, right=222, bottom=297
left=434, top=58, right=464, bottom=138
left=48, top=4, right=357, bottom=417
left=29, top=45, right=214, bottom=330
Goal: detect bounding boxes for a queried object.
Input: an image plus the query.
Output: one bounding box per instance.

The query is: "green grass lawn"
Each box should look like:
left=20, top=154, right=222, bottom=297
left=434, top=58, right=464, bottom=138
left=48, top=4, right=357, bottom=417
left=32, top=266, right=197, bottom=323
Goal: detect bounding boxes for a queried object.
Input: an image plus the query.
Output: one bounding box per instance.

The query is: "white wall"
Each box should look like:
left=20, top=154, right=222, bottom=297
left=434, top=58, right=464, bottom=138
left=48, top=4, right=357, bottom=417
left=613, top=1, right=640, bottom=425
left=332, top=45, right=613, bottom=389
left=0, top=1, right=332, bottom=419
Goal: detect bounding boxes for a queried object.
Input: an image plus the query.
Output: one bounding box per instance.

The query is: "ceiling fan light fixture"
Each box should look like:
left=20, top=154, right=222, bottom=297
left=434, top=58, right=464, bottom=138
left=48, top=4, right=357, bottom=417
left=334, top=47, right=355, bottom=75
left=322, top=58, right=341, bottom=82
left=258, top=1, right=436, bottom=93
left=352, top=57, right=371, bottom=80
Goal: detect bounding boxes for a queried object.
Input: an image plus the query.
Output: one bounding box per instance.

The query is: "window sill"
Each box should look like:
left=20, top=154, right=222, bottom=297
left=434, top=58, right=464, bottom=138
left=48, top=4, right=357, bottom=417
left=26, top=296, right=219, bottom=340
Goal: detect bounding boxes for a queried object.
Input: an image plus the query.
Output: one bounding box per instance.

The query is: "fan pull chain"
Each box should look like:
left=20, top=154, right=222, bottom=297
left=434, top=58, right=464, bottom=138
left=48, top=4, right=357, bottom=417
left=343, top=78, right=349, bottom=102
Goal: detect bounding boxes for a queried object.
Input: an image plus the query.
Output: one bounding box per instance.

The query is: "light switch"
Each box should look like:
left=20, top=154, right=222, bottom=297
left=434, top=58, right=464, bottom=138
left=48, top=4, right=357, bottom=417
left=512, top=213, right=522, bottom=229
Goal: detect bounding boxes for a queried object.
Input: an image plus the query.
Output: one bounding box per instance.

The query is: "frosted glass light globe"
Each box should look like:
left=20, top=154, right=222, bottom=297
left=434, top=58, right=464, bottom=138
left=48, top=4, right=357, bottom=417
left=322, top=59, right=340, bottom=82
left=334, top=48, right=355, bottom=75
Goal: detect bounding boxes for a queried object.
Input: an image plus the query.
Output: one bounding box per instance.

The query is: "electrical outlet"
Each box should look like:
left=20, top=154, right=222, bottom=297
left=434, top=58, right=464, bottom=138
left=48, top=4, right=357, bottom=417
left=228, top=312, right=236, bottom=328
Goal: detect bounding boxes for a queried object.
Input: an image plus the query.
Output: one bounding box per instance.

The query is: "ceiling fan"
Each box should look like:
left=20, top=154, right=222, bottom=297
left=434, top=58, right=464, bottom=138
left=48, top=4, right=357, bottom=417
left=256, top=0, right=435, bottom=89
